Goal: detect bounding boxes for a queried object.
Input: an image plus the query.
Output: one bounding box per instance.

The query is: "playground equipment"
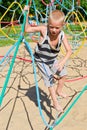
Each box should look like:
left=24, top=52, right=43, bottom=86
left=0, top=0, right=87, bottom=130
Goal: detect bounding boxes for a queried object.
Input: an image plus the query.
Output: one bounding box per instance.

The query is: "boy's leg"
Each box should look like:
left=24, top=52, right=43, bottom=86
left=36, top=61, right=63, bottom=112
left=56, top=75, right=67, bottom=98
left=51, top=59, right=68, bottom=98
left=48, top=86, right=63, bottom=112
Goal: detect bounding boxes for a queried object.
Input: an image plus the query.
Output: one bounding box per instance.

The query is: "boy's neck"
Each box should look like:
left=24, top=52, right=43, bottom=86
left=49, top=31, right=61, bottom=41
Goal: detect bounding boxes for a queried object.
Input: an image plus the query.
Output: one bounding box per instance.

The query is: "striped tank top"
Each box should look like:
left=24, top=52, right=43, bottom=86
left=34, top=30, right=64, bottom=64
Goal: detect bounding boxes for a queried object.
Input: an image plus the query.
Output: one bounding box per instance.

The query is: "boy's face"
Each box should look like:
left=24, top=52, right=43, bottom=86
left=48, top=19, right=64, bottom=36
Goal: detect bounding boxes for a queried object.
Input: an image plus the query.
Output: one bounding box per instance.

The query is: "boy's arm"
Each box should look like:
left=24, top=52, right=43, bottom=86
left=24, top=5, right=46, bottom=34
left=24, top=5, right=31, bottom=32
left=56, top=34, right=72, bottom=72
left=62, top=34, right=72, bottom=63
left=24, top=5, right=35, bottom=33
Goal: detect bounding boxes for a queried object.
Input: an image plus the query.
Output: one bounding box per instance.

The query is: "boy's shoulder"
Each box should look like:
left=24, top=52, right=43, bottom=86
left=60, top=30, right=64, bottom=35
left=60, top=30, right=64, bottom=37
left=59, top=30, right=65, bottom=41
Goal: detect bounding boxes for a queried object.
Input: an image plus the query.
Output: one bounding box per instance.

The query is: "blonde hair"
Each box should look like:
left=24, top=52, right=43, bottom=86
left=48, top=10, right=65, bottom=24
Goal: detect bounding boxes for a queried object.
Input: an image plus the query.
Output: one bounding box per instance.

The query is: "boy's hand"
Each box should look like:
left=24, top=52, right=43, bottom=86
left=55, top=60, right=65, bottom=72
left=24, top=5, right=29, bottom=12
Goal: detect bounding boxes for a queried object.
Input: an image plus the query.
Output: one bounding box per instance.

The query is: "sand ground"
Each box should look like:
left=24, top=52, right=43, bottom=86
left=0, top=40, right=87, bottom=130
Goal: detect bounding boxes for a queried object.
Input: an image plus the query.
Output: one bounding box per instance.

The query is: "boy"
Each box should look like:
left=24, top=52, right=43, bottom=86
left=24, top=5, right=72, bottom=113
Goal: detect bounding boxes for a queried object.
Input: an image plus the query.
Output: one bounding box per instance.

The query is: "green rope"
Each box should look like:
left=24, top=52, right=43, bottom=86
left=50, top=85, right=87, bottom=130
left=0, top=0, right=29, bottom=105
left=0, top=40, right=20, bottom=105
left=1, top=1, right=86, bottom=130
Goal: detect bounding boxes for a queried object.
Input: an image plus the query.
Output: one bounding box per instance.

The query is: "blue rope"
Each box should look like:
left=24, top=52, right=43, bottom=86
left=23, top=39, right=54, bottom=129
left=0, top=42, right=18, bottom=65
left=23, top=39, right=87, bottom=130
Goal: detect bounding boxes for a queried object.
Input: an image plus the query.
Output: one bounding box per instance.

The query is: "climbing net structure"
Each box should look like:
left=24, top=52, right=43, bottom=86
left=0, top=0, right=87, bottom=130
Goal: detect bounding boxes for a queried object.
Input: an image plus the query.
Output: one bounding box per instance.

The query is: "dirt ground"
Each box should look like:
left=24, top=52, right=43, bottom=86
left=0, top=39, right=87, bottom=130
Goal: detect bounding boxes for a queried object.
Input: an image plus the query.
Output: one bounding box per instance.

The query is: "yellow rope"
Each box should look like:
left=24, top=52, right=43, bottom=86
left=66, top=11, right=86, bottom=36
left=0, top=1, right=23, bottom=42
left=11, top=10, right=17, bottom=34
left=61, top=10, right=86, bottom=58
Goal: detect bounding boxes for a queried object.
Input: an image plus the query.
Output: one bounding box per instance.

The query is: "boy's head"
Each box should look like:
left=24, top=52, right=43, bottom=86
left=48, top=10, right=65, bottom=25
left=48, top=10, right=65, bottom=36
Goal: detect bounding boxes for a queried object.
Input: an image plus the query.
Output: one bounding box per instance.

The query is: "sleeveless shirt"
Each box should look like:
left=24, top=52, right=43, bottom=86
left=34, top=30, right=64, bottom=64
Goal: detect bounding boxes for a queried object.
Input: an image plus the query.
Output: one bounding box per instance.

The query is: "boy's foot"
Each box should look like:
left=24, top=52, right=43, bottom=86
left=53, top=102, right=64, bottom=113
left=57, top=92, right=69, bottom=99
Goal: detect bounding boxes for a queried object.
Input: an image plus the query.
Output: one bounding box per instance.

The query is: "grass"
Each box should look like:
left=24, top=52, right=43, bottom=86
left=0, top=24, right=33, bottom=47
left=64, top=23, right=87, bottom=41
left=0, top=23, right=87, bottom=47
left=0, top=25, right=21, bottom=47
